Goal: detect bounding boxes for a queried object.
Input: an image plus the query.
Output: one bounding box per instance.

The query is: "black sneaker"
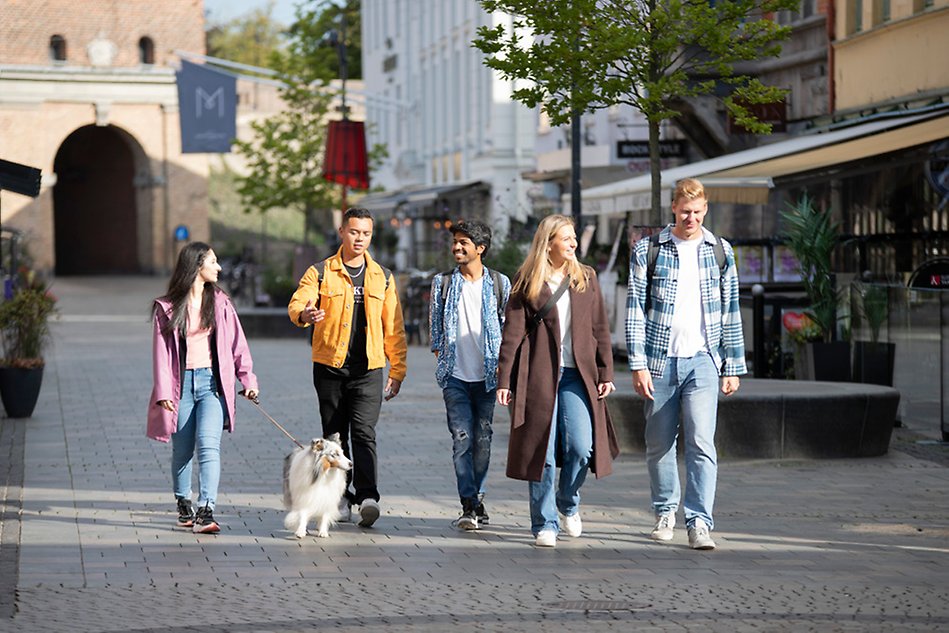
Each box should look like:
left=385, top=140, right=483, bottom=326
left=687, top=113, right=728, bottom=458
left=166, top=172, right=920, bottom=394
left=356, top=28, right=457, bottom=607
left=457, top=498, right=478, bottom=531
left=176, top=498, right=194, bottom=528
left=475, top=501, right=490, bottom=526
left=192, top=503, right=220, bottom=534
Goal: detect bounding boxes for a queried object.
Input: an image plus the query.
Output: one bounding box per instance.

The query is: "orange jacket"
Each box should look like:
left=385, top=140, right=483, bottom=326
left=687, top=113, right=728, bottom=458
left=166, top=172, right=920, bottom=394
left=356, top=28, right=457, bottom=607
left=288, top=248, right=407, bottom=382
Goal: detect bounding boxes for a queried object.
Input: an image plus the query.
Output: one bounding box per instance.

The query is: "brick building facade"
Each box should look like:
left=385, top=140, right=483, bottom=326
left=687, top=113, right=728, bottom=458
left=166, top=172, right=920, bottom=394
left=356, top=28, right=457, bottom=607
left=0, top=0, right=209, bottom=274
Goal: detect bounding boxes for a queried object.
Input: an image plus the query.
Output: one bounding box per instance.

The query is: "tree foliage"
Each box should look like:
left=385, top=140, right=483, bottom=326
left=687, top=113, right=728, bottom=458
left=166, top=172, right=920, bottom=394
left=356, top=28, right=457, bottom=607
left=206, top=1, right=287, bottom=69
left=233, top=0, right=380, bottom=246
left=473, top=0, right=800, bottom=223
left=288, top=0, right=363, bottom=80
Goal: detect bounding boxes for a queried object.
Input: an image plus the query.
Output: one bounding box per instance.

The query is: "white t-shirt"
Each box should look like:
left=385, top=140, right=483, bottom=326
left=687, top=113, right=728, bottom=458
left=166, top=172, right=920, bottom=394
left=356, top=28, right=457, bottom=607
left=451, top=276, right=486, bottom=382
left=548, top=276, right=576, bottom=368
left=668, top=234, right=709, bottom=358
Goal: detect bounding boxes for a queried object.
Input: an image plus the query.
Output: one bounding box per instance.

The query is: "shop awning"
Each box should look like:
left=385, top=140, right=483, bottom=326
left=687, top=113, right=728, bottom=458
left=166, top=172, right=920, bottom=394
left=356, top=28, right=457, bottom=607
left=572, top=108, right=949, bottom=215
left=713, top=113, right=949, bottom=179
left=404, top=180, right=486, bottom=203
left=357, top=180, right=488, bottom=212
left=358, top=190, right=407, bottom=211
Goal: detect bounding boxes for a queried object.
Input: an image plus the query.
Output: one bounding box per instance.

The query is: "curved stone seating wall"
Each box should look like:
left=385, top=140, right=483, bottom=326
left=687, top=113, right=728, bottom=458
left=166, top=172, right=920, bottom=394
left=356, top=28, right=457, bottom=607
left=607, top=378, right=901, bottom=459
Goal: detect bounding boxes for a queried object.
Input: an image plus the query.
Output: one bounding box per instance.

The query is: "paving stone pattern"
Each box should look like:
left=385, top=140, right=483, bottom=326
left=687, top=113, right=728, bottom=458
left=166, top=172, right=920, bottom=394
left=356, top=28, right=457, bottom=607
left=1, top=276, right=949, bottom=632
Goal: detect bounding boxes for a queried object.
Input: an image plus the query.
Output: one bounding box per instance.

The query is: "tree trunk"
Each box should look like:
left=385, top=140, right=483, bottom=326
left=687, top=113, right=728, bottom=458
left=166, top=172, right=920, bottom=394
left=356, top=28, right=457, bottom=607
left=648, top=117, right=662, bottom=227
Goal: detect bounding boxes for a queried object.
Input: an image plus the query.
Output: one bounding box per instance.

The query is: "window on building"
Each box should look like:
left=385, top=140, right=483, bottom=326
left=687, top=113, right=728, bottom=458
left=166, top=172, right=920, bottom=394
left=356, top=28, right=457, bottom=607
left=49, top=35, right=67, bottom=62
left=855, top=0, right=863, bottom=32
left=882, top=0, right=890, bottom=21
left=139, top=37, right=155, bottom=65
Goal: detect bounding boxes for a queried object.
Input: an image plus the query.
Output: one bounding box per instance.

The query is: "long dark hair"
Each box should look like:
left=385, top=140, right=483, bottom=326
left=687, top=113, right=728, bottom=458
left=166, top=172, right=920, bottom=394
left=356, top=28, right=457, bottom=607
left=159, top=242, right=217, bottom=336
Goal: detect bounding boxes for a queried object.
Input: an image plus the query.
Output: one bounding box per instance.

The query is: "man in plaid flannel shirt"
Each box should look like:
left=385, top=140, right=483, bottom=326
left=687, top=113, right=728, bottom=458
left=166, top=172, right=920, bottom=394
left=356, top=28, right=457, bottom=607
left=626, top=178, right=747, bottom=550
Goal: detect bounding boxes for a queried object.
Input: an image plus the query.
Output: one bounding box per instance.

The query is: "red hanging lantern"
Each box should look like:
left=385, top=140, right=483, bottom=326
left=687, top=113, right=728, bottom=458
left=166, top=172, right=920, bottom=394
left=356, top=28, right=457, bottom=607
left=323, top=119, right=369, bottom=190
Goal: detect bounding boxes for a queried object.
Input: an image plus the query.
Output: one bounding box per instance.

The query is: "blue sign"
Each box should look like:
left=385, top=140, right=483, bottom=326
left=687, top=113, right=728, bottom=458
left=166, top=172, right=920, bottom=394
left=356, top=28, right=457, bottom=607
left=174, top=225, right=189, bottom=241
left=176, top=60, right=237, bottom=154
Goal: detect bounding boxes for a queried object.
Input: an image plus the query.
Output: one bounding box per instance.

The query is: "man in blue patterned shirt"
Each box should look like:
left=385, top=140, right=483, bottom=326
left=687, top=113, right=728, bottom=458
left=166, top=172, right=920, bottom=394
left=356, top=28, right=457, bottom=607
left=430, top=220, right=511, bottom=530
left=626, top=178, right=747, bottom=550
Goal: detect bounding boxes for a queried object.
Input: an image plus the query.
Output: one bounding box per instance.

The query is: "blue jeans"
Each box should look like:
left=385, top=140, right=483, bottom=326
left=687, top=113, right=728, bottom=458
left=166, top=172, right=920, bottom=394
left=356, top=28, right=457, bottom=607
left=528, top=367, right=593, bottom=535
left=442, top=377, right=496, bottom=502
left=645, top=353, right=720, bottom=529
left=172, top=368, right=226, bottom=510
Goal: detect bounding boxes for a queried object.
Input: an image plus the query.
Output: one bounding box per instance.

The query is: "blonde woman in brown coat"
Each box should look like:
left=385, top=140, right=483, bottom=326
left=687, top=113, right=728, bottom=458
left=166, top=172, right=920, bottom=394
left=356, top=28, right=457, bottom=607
left=497, top=214, right=620, bottom=547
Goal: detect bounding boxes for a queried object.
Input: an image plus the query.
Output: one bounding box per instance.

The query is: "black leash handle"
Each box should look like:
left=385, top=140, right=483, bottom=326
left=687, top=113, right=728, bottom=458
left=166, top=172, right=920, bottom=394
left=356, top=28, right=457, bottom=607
left=240, top=391, right=304, bottom=449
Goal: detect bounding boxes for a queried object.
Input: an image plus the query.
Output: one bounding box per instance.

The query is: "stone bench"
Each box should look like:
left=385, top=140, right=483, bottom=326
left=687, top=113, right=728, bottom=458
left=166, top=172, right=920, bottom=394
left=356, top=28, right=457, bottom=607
left=607, top=378, right=901, bottom=459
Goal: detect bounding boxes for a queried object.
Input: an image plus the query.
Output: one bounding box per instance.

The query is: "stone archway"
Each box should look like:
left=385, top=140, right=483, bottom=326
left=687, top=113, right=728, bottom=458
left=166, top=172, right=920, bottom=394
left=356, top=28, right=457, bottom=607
left=53, top=125, right=148, bottom=274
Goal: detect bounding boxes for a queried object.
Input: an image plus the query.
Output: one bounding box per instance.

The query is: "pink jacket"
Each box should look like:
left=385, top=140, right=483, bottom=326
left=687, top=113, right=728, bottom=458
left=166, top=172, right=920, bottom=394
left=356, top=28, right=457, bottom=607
left=146, top=288, right=259, bottom=443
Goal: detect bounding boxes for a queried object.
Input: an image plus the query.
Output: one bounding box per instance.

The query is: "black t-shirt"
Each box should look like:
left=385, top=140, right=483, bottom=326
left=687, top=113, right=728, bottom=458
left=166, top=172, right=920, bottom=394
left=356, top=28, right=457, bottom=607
left=336, top=261, right=369, bottom=374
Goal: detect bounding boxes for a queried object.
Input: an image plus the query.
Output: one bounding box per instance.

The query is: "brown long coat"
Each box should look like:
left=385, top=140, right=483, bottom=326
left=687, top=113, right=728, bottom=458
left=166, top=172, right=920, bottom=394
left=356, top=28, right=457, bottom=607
left=497, top=266, right=620, bottom=482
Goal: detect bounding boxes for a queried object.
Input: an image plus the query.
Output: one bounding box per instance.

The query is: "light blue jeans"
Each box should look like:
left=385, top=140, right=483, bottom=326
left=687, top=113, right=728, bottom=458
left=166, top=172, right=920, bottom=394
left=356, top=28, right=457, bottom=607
left=172, top=368, right=226, bottom=510
left=442, top=377, right=496, bottom=503
left=528, top=367, right=593, bottom=535
left=645, top=353, right=720, bottom=530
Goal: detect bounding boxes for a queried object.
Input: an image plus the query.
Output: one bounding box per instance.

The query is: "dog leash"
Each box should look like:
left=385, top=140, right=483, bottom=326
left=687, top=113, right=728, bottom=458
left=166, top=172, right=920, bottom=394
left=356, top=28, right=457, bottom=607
left=241, top=392, right=304, bottom=449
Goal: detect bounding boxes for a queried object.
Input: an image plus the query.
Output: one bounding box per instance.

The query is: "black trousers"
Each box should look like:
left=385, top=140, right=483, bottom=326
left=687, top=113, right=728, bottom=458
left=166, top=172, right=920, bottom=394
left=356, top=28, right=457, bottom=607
left=313, top=363, right=383, bottom=505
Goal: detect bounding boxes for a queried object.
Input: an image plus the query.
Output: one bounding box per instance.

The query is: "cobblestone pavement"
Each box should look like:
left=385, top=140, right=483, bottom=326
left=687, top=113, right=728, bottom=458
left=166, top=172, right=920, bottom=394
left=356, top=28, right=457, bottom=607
left=2, top=276, right=949, bottom=632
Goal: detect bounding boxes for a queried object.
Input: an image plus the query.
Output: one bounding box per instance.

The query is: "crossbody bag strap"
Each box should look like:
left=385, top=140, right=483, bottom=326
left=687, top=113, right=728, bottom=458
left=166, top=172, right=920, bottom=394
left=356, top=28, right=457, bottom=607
left=526, top=274, right=570, bottom=335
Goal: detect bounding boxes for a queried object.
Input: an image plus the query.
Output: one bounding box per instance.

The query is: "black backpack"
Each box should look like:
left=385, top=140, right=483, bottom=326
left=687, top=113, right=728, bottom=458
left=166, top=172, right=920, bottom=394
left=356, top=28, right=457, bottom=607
left=439, top=268, right=506, bottom=325
left=644, top=233, right=727, bottom=313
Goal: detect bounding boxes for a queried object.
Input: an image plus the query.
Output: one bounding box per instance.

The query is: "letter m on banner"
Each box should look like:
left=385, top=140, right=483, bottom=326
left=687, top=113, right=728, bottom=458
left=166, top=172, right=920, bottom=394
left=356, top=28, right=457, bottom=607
left=176, top=60, right=237, bottom=153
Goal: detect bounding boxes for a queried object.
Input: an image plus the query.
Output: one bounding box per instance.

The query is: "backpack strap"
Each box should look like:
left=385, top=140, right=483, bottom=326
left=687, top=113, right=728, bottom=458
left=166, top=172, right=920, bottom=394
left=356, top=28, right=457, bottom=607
left=488, top=268, right=505, bottom=324
left=644, top=234, right=661, bottom=315
left=313, top=260, right=327, bottom=309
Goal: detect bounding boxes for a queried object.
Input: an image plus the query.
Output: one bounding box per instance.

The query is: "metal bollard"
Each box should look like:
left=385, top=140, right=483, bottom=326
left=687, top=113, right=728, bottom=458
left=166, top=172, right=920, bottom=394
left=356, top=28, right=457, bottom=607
left=752, top=284, right=765, bottom=378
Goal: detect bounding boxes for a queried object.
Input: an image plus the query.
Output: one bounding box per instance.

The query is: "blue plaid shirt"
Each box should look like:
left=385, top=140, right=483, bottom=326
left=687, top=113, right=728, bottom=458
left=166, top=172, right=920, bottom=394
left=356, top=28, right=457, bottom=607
left=626, top=225, right=747, bottom=379
left=430, top=267, right=511, bottom=391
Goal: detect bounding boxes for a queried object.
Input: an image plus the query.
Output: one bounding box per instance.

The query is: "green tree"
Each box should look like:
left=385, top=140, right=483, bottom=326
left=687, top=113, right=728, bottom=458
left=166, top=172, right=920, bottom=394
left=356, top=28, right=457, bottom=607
left=289, top=0, right=363, bottom=80
left=474, top=0, right=799, bottom=225
left=206, top=1, right=286, bottom=70
left=233, top=1, right=380, bottom=247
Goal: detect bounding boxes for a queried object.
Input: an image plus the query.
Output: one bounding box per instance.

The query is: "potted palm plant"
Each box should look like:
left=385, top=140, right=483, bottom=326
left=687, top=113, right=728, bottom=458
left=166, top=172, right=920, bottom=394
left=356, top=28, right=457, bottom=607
left=852, top=282, right=895, bottom=386
left=780, top=194, right=851, bottom=381
left=0, top=267, right=57, bottom=417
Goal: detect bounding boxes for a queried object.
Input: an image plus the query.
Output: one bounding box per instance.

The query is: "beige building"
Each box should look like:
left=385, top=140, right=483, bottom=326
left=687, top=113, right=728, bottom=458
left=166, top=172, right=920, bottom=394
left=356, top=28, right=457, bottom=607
left=834, top=0, right=949, bottom=112
left=0, top=0, right=208, bottom=275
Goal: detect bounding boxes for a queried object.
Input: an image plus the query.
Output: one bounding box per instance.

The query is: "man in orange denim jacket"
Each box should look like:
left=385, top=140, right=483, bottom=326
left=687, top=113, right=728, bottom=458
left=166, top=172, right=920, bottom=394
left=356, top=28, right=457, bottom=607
left=288, top=208, right=407, bottom=527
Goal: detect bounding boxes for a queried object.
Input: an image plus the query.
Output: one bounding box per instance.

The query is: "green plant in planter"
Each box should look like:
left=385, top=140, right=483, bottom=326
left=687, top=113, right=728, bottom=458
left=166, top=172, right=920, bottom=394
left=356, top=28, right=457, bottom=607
left=779, top=194, right=839, bottom=343
left=857, top=283, right=888, bottom=343
left=0, top=268, right=58, bottom=368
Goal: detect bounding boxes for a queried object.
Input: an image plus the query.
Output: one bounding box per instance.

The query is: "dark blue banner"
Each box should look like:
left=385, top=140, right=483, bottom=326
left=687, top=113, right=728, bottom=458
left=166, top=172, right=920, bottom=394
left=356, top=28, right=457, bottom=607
left=176, top=60, right=237, bottom=154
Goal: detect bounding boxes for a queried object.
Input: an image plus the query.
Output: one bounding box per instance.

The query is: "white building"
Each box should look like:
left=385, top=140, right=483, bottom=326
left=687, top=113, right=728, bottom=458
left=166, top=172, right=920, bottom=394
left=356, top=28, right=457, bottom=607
left=360, top=0, right=536, bottom=268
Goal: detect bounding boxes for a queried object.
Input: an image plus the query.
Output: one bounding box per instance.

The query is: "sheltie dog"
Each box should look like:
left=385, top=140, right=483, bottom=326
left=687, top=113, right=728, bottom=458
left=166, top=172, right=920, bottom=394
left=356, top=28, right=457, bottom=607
left=283, top=434, right=352, bottom=538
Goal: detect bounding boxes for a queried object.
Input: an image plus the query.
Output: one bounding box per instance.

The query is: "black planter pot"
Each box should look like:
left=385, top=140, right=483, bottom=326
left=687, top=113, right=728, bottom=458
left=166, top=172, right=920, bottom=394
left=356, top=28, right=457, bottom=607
left=795, top=341, right=852, bottom=382
left=0, top=365, right=44, bottom=418
left=853, top=341, right=896, bottom=386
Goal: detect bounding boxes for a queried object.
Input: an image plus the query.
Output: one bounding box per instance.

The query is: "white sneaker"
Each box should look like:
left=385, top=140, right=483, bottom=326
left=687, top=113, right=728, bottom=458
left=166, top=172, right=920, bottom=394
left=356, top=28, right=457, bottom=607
left=355, top=499, right=380, bottom=527
left=338, top=498, right=351, bottom=523
left=534, top=529, right=557, bottom=548
left=688, top=518, right=716, bottom=550
left=651, top=512, right=675, bottom=541
left=560, top=512, right=582, bottom=537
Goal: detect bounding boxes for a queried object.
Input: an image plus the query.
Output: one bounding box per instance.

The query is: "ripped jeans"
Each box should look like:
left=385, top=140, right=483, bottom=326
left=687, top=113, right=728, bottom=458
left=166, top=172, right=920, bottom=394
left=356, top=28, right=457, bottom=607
left=442, top=376, right=496, bottom=504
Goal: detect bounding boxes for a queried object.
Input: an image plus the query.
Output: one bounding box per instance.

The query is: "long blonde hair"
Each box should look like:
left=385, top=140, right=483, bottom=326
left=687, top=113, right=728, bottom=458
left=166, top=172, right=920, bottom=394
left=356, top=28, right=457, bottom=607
left=511, top=214, right=589, bottom=303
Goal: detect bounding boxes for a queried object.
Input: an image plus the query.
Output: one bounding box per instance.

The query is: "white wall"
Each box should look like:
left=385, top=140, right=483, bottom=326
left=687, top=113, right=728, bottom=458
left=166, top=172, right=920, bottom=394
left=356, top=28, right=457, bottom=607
left=361, top=0, right=536, bottom=234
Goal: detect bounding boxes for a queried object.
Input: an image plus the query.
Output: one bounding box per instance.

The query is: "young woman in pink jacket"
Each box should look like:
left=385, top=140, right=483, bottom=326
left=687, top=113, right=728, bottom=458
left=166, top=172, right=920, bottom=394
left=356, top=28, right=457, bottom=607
left=147, top=242, right=259, bottom=534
